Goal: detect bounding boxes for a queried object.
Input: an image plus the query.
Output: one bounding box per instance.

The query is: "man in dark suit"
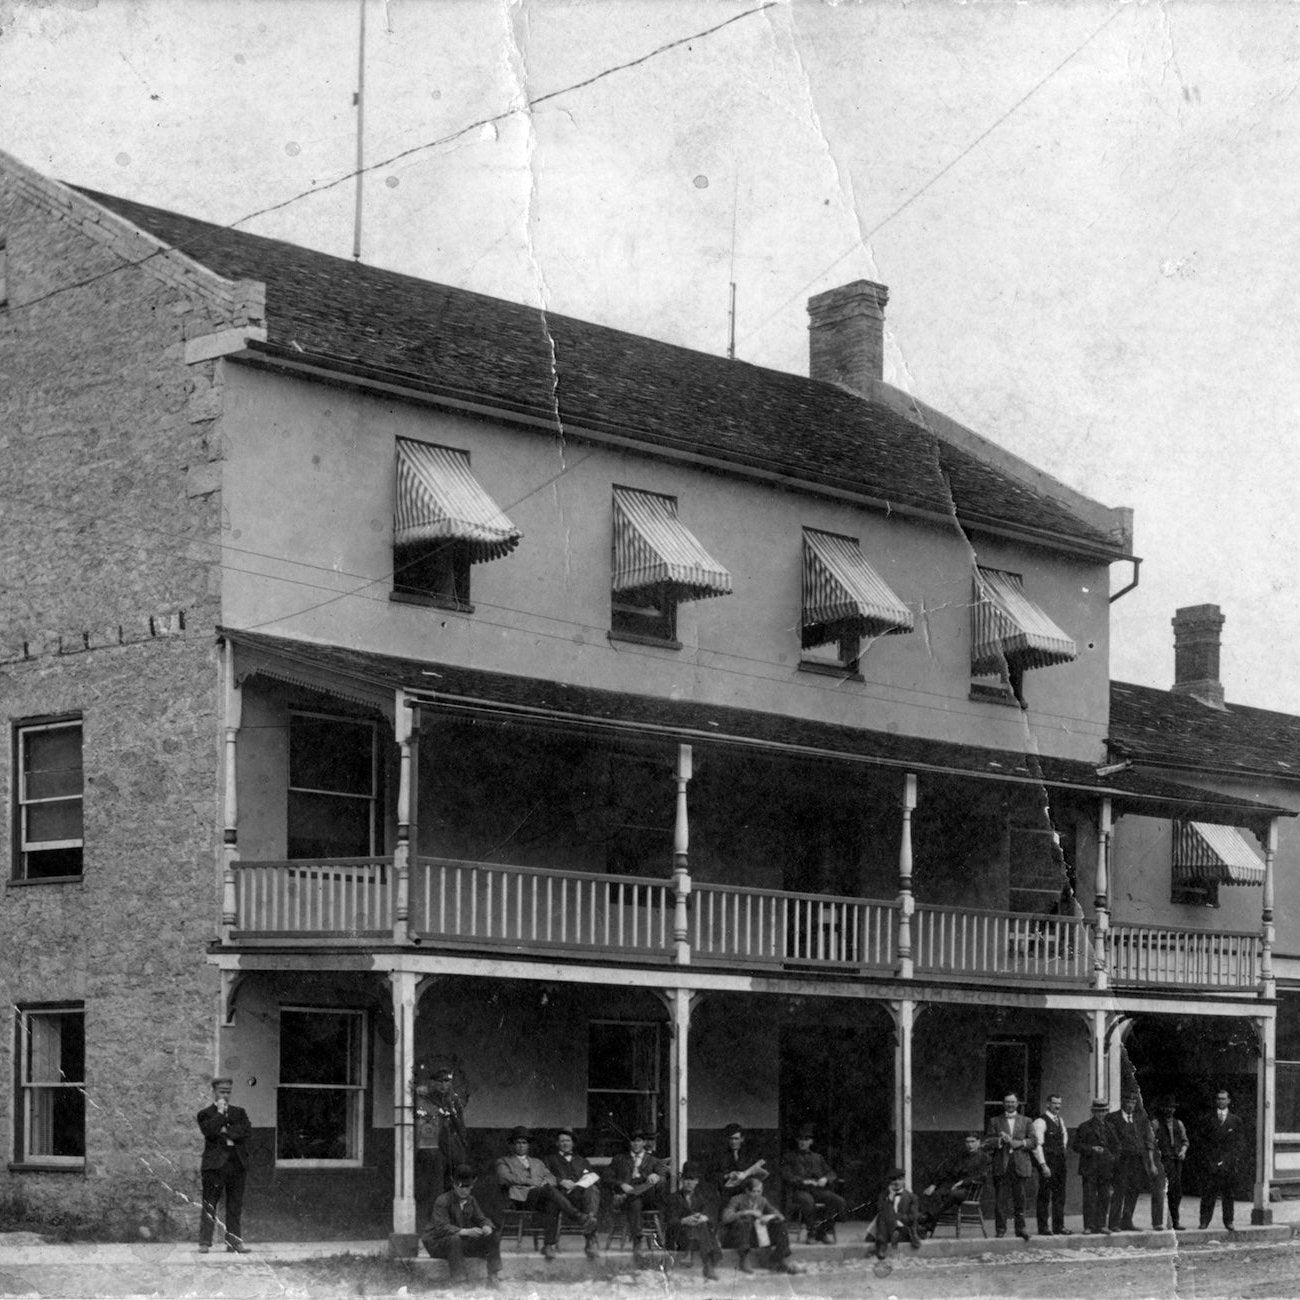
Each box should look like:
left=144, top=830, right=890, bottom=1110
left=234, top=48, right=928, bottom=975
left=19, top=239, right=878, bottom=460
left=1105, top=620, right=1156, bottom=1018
left=713, top=1123, right=769, bottom=1200
left=606, top=1129, right=667, bottom=1259
left=1153, top=1097, right=1189, bottom=1230
left=664, top=1161, right=723, bottom=1280
left=1071, top=1098, right=1119, bottom=1234
left=1199, top=1089, right=1243, bottom=1230
left=1106, top=1093, right=1153, bottom=1231
left=983, top=1093, right=1037, bottom=1240
left=865, top=1168, right=922, bottom=1259
left=918, top=1133, right=990, bottom=1235
left=1032, top=1093, right=1071, bottom=1237
left=780, top=1123, right=845, bottom=1242
left=197, top=1076, right=252, bottom=1253
left=544, top=1128, right=601, bottom=1258
left=421, top=1164, right=502, bottom=1289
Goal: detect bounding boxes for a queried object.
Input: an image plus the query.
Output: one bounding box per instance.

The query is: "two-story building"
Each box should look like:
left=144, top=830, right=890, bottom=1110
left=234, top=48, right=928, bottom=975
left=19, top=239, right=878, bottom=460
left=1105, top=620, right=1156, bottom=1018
left=0, top=149, right=1284, bottom=1247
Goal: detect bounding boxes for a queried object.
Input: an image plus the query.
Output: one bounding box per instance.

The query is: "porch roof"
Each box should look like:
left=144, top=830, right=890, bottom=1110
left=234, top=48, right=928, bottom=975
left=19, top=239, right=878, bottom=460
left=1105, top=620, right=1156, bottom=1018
left=222, top=628, right=1290, bottom=829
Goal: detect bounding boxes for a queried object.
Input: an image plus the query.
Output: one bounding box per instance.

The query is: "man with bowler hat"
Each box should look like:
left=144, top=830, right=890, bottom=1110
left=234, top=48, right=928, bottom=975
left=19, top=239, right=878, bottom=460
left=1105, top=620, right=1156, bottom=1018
left=1071, top=1098, right=1119, bottom=1234
left=606, top=1129, right=667, bottom=1259
left=197, top=1076, right=252, bottom=1253
left=495, top=1126, right=582, bottom=1259
left=781, top=1123, right=845, bottom=1242
left=545, top=1128, right=602, bottom=1258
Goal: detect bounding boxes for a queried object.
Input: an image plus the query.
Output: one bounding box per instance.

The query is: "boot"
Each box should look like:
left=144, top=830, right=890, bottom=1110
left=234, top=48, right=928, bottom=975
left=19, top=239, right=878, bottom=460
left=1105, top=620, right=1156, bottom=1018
left=737, top=1251, right=754, bottom=1273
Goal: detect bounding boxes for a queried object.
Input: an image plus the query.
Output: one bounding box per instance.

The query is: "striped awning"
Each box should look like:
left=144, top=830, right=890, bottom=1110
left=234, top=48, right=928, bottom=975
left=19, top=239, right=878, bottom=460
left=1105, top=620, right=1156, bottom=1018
left=394, top=439, right=522, bottom=563
left=611, top=487, right=732, bottom=601
left=1174, top=821, right=1265, bottom=887
left=802, top=528, right=913, bottom=647
left=971, top=568, right=1077, bottom=676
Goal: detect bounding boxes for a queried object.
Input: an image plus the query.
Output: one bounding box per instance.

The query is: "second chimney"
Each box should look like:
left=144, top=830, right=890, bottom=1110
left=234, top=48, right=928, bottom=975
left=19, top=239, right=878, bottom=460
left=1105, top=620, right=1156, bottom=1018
left=1172, top=604, right=1226, bottom=710
left=808, top=280, right=889, bottom=397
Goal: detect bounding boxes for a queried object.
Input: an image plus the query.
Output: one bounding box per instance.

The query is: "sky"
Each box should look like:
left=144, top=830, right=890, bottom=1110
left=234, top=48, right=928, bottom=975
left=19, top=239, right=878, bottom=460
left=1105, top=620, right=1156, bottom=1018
left=2, top=0, right=1298, bottom=712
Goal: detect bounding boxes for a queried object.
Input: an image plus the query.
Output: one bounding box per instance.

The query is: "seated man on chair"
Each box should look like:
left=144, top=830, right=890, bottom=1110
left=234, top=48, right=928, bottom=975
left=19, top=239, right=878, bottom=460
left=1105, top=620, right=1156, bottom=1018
left=713, top=1122, right=770, bottom=1199
left=544, top=1128, right=601, bottom=1259
left=721, top=1175, right=803, bottom=1274
left=421, top=1164, right=503, bottom=1290
left=665, top=1161, right=723, bottom=1281
left=494, top=1126, right=581, bottom=1261
left=917, top=1134, right=990, bottom=1236
left=781, top=1123, right=846, bottom=1242
left=605, top=1129, right=667, bottom=1260
left=865, top=1168, right=922, bottom=1259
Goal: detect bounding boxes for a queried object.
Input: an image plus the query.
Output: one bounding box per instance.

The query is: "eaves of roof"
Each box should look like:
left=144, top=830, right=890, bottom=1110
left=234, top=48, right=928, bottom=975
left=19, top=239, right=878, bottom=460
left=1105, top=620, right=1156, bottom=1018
left=224, top=628, right=1289, bottom=827
left=72, top=185, right=1130, bottom=564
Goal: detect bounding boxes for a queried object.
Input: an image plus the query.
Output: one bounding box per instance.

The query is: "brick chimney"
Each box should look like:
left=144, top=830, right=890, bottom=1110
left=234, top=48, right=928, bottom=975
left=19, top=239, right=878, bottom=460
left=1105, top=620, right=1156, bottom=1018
left=1171, top=604, right=1226, bottom=709
left=808, top=280, right=889, bottom=396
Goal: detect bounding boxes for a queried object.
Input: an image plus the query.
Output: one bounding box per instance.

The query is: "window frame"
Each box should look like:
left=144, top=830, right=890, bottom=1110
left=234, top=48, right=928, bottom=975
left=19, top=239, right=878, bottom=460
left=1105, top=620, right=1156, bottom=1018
left=587, top=1019, right=664, bottom=1156
left=392, top=538, right=473, bottom=611
left=275, top=1006, right=368, bottom=1168
left=610, top=584, right=679, bottom=646
left=983, top=1035, right=1042, bottom=1125
left=971, top=567, right=1028, bottom=708
left=286, top=711, right=380, bottom=861
left=14, top=1003, right=86, bottom=1169
left=13, top=716, right=85, bottom=882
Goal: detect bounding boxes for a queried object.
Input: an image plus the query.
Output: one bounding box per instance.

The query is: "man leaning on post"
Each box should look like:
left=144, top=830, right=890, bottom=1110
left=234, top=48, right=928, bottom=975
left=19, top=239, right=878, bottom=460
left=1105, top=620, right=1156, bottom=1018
left=422, top=1164, right=502, bottom=1290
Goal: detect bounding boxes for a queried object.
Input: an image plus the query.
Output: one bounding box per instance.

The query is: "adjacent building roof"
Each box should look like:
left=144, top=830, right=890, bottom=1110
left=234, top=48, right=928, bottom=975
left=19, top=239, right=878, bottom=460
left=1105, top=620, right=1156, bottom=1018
left=75, top=186, right=1125, bottom=561
left=225, top=628, right=1288, bottom=828
left=1110, top=680, right=1300, bottom=786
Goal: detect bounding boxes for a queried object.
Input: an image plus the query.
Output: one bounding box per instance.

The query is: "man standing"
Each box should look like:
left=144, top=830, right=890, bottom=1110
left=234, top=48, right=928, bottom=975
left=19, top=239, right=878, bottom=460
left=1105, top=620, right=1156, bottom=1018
left=1199, top=1089, right=1242, bottom=1230
left=421, top=1164, right=502, bottom=1290
left=415, top=1067, right=468, bottom=1226
left=1153, top=1098, right=1189, bottom=1230
left=780, top=1123, right=845, bottom=1243
left=664, top=1161, right=723, bottom=1281
left=1032, top=1094, right=1070, bottom=1237
left=494, top=1127, right=580, bottom=1260
left=606, top=1129, right=667, bottom=1259
left=983, top=1093, right=1036, bottom=1240
left=917, top=1134, right=990, bottom=1235
left=545, top=1128, right=601, bottom=1259
left=196, top=1076, right=252, bottom=1254
left=1106, top=1093, right=1149, bottom=1231
left=1071, top=1098, right=1118, bottom=1234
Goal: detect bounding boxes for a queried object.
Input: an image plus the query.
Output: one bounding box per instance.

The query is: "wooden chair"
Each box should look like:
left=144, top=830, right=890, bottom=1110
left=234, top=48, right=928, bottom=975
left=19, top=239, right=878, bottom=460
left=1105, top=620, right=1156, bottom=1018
left=605, top=1207, right=665, bottom=1252
left=498, top=1207, right=545, bottom=1250
left=932, top=1179, right=988, bottom=1238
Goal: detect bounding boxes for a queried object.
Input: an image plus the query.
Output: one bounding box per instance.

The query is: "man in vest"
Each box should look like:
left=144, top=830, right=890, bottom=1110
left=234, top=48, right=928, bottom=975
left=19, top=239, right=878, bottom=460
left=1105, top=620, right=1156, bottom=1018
left=1031, top=1093, right=1070, bottom=1236
left=1153, top=1097, right=1189, bottom=1230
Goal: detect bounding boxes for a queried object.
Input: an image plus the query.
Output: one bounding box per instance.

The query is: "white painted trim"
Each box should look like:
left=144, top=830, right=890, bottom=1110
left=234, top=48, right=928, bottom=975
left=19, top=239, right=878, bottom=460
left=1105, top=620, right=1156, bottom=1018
left=186, top=327, right=269, bottom=365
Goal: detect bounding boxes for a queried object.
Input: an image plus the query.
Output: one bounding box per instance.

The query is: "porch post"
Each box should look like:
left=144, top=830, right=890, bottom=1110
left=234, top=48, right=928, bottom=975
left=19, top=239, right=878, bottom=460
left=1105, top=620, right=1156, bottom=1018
left=897, top=773, right=917, bottom=979
left=220, top=641, right=241, bottom=943
left=1092, top=797, right=1112, bottom=990
left=660, top=989, right=700, bottom=1181
left=672, top=744, right=693, bottom=966
left=393, top=690, right=413, bottom=945
left=389, top=969, right=419, bottom=1253
left=1261, top=817, right=1278, bottom=997
left=1253, top=1011, right=1277, bottom=1224
left=889, top=998, right=915, bottom=1185
left=1091, top=1009, right=1107, bottom=1101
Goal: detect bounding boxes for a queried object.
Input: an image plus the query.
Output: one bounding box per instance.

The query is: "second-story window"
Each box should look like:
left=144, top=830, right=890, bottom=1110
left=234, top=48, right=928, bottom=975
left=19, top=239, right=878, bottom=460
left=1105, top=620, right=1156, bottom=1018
left=392, top=438, right=522, bottom=611
left=1171, top=819, right=1264, bottom=907
left=971, top=567, right=1077, bottom=707
left=287, top=713, right=379, bottom=859
left=14, top=718, right=84, bottom=880
left=610, top=486, right=731, bottom=646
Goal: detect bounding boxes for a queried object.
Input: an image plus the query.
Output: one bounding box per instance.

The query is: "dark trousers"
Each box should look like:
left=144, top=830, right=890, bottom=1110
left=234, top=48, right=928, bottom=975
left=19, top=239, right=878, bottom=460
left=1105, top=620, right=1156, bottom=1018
left=1109, top=1156, right=1143, bottom=1229
left=619, top=1186, right=663, bottom=1245
left=562, top=1183, right=601, bottom=1224
left=991, top=1172, right=1027, bottom=1233
left=514, top=1186, right=578, bottom=1246
left=415, top=1149, right=447, bottom=1228
left=788, top=1187, right=846, bottom=1237
left=668, top=1218, right=722, bottom=1263
left=1199, top=1166, right=1235, bottom=1228
left=199, top=1161, right=246, bottom=1247
left=1035, top=1161, right=1068, bottom=1233
left=1081, top=1174, right=1112, bottom=1232
left=1164, top=1159, right=1184, bottom=1228
left=723, top=1216, right=792, bottom=1263
left=422, top=1230, right=502, bottom=1279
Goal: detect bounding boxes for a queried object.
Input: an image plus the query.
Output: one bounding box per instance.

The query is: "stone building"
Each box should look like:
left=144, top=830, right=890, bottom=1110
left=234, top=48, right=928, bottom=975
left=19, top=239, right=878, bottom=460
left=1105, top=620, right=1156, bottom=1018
left=0, top=149, right=1285, bottom=1245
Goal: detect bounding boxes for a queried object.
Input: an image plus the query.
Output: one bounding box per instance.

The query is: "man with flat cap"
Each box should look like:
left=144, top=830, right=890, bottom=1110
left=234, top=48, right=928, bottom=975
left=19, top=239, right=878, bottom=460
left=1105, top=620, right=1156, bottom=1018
left=781, top=1123, right=845, bottom=1242
left=1071, top=1098, right=1119, bottom=1234
left=495, top=1126, right=582, bottom=1260
left=545, top=1128, right=602, bottom=1258
left=415, top=1066, right=469, bottom=1223
left=665, top=1161, right=723, bottom=1280
left=197, top=1076, right=252, bottom=1253
left=606, top=1129, right=667, bottom=1259
left=422, top=1164, right=502, bottom=1289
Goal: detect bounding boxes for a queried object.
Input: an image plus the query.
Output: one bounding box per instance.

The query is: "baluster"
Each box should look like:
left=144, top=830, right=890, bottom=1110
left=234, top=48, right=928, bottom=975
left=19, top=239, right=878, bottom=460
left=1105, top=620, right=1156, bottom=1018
left=559, top=876, right=567, bottom=945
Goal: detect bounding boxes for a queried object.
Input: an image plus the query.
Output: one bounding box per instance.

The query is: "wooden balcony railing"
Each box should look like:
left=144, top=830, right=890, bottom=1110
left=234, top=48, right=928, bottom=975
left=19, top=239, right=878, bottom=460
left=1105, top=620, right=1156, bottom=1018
left=914, top=905, right=1091, bottom=984
left=410, top=857, right=673, bottom=959
left=234, top=857, right=394, bottom=937
left=691, top=882, right=896, bottom=971
left=1109, top=924, right=1260, bottom=989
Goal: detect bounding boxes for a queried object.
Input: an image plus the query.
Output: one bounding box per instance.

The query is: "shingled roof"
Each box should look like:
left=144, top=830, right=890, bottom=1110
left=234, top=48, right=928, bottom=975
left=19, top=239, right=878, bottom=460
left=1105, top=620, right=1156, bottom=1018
left=75, top=186, right=1123, bottom=559
left=1110, top=681, right=1300, bottom=785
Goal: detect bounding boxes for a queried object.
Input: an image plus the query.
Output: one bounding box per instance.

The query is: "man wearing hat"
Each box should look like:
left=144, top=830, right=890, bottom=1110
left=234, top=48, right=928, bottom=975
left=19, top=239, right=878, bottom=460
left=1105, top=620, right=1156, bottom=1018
left=1107, top=1092, right=1155, bottom=1232
left=196, top=1077, right=252, bottom=1253
left=495, top=1127, right=581, bottom=1260
left=422, top=1164, right=502, bottom=1289
left=781, top=1124, right=845, bottom=1243
left=865, top=1168, right=921, bottom=1259
left=545, top=1128, right=602, bottom=1258
left=606, top=1130, right=667, bottom=1258
left=415, top=1067, right=469, bottom=1224
left=713, top=1123, right=769, bottom=1199
left=1071, top=1098, right=1119, bottom=1234
left=665, top=1161, right=723, bottom=1280
left=917, top=1133, right=990, bottom=1235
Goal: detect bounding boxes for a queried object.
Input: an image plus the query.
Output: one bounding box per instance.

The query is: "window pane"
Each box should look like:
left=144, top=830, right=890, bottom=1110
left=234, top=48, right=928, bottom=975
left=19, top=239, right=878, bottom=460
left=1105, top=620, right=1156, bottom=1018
left=26, top=1012, right=84, bottom=1084
left=276, top=1088, right=354, bottom=1160
left=23, top=846, right=83, bottom=879
left=280, top=1010, right=360, bottom=1085
left=1279, top=1063, right=1300, bottom=1132
left=589, top=1022, right=658, bottom=1091
left=23, top=728, right=83, bottom=801
left=28, top=1086, right=85, bottom=1158
left=26, top=800, right=83, bottom=844
left=287, top=791, right=372, bottom=859
left=1278, top=996, right=1300, bottom=1063
left=289, top=717, right=373, bottom=796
